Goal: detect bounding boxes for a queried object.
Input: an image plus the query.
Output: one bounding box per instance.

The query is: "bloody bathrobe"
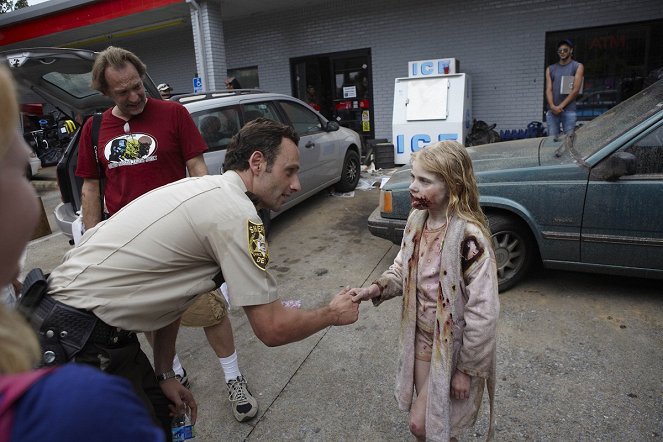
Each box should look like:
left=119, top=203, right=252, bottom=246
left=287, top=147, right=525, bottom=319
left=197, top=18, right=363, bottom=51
left=372, top=210, right=499, bottom=441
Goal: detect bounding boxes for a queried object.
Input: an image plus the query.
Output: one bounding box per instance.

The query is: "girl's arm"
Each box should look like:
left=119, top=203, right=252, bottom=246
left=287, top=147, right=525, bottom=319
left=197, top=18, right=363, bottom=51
left=348, top=247, right=406, bottom=305
left=370, top=247, right=406, bottom=305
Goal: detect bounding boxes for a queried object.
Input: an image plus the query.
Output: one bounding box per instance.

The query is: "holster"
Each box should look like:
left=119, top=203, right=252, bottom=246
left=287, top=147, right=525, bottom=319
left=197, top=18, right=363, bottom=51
left=16, top=268, right=49, bottom=321
left=16, top=268, right=98, bottom=366
left=35, top=296, right=97, bottom=365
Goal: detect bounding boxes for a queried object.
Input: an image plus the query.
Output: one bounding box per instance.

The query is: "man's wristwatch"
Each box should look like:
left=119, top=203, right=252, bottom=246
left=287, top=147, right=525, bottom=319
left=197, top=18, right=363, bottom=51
left=156, top=369, right=177, bottom=383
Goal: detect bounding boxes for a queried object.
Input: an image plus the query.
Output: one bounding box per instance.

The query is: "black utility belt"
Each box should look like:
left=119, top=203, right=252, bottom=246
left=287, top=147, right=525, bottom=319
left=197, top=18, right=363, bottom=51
left=18, top=268, right=135, bottom=366
left=34, top=296, right=136, bottom=366
left=35, top=295, right=135, bottom=346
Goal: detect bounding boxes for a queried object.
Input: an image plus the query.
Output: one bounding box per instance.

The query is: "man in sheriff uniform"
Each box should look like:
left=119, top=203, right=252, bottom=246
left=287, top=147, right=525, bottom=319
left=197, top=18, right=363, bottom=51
left=24, top=118, right=359, bottom=439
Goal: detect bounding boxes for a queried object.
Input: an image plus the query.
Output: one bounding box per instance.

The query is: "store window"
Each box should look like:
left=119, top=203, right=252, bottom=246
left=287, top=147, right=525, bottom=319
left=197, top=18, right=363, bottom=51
left=227, top=66, right=259, bottom=89
left=545, top=20, right=663, bottom=120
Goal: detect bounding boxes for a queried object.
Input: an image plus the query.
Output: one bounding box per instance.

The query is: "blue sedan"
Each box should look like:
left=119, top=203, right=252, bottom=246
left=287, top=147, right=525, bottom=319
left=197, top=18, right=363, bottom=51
left=368, top=79, right=663, bottom=291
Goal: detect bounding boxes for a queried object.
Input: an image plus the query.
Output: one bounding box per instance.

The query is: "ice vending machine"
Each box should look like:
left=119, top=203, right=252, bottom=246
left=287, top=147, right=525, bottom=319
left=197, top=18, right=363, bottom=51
left=392, top=69, right=471, bottom=165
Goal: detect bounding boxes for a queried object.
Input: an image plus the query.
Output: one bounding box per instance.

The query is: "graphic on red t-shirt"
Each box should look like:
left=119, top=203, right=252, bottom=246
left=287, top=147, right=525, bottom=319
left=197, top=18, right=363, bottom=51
left=105, top=133, right=157, bottom=168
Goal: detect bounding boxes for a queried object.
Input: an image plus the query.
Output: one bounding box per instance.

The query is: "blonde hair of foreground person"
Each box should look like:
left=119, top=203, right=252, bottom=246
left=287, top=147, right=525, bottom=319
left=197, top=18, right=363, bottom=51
left=0, top=65, right=40, bottom=286
left=0, top=65, right=19, bottom=160
left=0, top=305, right=41, bottom=374
left=0, top=66, right=41, bottom=374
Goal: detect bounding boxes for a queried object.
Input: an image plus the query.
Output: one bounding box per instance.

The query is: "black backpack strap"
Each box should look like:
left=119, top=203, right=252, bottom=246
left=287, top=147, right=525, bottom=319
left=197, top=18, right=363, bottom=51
left=212, top=269, right=225, bottom=287
left=90, top=112, right=107, bottom=220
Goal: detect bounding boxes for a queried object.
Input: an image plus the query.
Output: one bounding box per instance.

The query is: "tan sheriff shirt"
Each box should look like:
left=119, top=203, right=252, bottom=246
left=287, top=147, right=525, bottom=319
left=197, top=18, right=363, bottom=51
left=48, top=171, right=278, bottom=331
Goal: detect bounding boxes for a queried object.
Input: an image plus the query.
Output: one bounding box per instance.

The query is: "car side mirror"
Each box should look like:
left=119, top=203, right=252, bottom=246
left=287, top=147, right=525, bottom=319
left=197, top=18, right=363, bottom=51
left=592, top=151, right=637, bottom=181
left=325, top=121, right=340, bottom=132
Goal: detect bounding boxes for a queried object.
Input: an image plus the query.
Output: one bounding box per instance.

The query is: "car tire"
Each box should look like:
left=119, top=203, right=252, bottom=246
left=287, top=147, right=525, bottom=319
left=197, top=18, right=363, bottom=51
left=488, top=214, right=535, bottom=292
left=335, top=150, right=360, bottom=192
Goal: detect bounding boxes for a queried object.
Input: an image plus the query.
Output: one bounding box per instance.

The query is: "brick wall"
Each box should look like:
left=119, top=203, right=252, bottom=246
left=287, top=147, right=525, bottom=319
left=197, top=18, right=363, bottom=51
left=219, top=0, right=663, bottom=140
left=87, top=0, right=663, bottom=141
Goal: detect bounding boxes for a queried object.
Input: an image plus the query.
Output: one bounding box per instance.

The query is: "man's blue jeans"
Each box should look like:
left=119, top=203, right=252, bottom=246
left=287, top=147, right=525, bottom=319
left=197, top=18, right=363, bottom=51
left=546, top=109, right=576, bottom=138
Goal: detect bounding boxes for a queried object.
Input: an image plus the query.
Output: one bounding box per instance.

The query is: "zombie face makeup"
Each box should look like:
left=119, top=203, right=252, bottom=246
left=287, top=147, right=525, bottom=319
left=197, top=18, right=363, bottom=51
left=408, top=159, right=449, bottom=213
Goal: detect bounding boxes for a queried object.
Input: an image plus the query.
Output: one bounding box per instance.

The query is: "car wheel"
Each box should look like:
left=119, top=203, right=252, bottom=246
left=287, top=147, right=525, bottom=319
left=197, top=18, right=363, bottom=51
left=335, top=150, right=360, bottom=192
left=488, top=214, right=535, bottom=292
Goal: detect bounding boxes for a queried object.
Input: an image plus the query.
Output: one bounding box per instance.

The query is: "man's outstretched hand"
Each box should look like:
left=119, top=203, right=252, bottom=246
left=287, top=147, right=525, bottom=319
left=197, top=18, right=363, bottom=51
left=329, top=288, right=359, bottom=325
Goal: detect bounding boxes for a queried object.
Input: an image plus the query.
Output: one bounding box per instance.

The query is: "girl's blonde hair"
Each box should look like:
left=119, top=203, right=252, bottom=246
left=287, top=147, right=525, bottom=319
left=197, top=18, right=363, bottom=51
left=0, top=305, right=41, bottom=374
left=0, top=65, right=19, bottom=162
left=412, top=141, right=492, bottom=242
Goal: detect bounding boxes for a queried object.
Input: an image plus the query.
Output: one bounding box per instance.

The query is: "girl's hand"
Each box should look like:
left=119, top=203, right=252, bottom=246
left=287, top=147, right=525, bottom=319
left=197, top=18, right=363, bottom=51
left=450, top=370, right=471, bottom=400
left=348, top=284, right=380, bottom=303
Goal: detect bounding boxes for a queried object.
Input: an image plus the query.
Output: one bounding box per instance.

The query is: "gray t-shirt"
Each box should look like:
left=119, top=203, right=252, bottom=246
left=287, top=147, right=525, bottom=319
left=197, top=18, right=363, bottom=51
left=549, top=60, right=581, bottom=111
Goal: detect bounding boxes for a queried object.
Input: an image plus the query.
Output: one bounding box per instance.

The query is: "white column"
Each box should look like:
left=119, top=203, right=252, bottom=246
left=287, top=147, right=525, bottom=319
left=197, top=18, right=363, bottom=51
left=188, top=0, right=228, bottom=92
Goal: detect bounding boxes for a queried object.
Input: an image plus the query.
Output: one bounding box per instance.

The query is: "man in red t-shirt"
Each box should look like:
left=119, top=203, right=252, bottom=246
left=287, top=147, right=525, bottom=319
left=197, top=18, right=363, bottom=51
left=76, top=46, right=259, bottom=425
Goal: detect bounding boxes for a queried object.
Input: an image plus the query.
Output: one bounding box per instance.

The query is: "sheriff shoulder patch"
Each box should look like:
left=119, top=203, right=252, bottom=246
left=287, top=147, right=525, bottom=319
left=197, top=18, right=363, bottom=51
left=247, top=219, right=269, bottom=270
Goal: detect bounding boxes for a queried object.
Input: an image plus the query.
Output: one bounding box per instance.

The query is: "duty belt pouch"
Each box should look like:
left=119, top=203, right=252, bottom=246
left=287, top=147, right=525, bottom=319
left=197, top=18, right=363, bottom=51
left=15, top=269, right=97, bottom=365
left=16, top=268, right=49, bottom=320
left=39, top=302, right=97, bottom=365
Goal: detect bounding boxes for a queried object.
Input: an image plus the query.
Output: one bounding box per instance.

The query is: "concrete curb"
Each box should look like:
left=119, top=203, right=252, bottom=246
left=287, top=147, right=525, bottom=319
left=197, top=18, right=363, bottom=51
left=31, top=179, right=59, bottom=191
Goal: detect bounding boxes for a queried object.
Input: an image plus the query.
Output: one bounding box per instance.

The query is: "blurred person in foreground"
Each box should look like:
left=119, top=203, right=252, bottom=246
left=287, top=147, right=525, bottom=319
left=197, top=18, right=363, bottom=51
left=0, top=65, right=163, bottom=442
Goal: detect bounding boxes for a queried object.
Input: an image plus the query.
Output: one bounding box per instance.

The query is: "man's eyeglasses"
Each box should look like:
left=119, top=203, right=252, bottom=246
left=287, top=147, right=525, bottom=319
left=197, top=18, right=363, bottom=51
left=557, top=48, right=570, bottom=54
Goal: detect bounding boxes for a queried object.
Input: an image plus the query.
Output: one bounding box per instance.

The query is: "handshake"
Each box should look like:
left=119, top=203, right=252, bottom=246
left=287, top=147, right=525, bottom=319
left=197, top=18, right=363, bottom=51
left=327, top=284, right=381, bottom=326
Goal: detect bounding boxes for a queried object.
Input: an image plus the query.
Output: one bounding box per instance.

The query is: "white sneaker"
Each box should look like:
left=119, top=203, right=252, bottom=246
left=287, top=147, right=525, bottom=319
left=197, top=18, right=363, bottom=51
left=176, top=368, right=190, bottom=389
left=226, top=375, right=258, bottom=422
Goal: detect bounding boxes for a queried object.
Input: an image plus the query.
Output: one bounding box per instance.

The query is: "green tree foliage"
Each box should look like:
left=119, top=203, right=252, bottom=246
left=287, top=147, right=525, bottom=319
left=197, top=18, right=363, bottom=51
left=1, top=0, right=29, bottom=14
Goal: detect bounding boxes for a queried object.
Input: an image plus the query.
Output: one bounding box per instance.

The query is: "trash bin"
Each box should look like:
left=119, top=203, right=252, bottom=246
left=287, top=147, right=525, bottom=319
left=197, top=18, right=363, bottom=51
left=374, top=142, right=395, bottom=169
left=365, top=138, right=388, bottom=165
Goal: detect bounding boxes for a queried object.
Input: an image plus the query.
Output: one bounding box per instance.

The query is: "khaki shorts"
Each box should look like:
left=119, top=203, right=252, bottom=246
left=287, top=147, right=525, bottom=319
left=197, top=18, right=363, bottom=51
left=180, top=290, right=228, bottom=327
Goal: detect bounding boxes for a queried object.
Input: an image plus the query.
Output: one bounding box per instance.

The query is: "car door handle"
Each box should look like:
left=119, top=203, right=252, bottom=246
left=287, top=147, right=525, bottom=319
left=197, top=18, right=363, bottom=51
left=305, top=141, right=315, bottom=148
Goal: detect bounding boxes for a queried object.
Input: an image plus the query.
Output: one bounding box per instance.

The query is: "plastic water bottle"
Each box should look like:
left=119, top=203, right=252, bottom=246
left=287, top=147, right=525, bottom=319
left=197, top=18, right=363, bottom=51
left=171, top=406, right=195, bottom=441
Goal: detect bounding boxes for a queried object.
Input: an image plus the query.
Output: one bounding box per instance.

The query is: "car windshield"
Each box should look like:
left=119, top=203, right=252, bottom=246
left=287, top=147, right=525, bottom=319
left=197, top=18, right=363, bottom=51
left=43, top=71, right=99, bottom=99
left=572, top=80, right=663, bottom=159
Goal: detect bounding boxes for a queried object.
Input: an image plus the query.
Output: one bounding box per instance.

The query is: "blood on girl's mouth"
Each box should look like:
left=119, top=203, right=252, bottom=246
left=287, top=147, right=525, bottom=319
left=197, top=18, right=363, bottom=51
left=410, top=194, right=430, bottom=209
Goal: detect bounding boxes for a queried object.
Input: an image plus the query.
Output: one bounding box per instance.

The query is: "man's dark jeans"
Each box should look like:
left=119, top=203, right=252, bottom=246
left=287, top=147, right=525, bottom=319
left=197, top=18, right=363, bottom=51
left=74, top=335, right=172, bottom=441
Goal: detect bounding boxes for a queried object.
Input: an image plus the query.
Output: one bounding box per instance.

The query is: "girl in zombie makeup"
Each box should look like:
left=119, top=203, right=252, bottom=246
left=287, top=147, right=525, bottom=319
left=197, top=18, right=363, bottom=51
left=350, top=141, right=499, bottom=441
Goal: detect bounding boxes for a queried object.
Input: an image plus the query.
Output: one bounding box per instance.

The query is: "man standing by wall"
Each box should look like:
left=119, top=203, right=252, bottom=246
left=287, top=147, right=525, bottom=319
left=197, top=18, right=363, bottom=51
left=545, top=39, right=585, bottom=140
left=76, top=46, right=258, bottom=423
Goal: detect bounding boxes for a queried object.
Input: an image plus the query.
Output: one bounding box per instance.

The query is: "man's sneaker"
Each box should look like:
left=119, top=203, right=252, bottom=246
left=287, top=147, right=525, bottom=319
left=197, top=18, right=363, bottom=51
left=176, top=369, right=190, bottom=389
left=226, top=375, right=258, bottom=422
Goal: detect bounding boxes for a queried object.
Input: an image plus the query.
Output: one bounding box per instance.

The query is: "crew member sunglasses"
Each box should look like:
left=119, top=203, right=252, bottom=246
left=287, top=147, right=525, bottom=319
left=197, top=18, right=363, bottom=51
left=558, top=48, right=570, bottom=54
